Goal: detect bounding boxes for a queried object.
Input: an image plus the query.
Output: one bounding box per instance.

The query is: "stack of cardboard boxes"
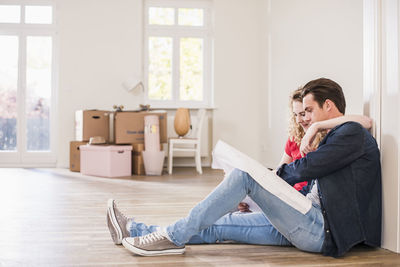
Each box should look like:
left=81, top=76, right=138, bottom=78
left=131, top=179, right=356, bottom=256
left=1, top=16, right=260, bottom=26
left=70, top=109, right=167, bottom=176
left=70, top=110, right=110, bottom=172
left=114, top=111, right=167, bottom=175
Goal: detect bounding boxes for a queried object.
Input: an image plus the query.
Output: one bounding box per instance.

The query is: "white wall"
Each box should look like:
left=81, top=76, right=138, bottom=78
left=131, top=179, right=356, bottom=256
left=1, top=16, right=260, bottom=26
left=57, top=0, right=145, bottom=167
left=262, top=0, right=364, bottom=166
left=365, top=0, right=400, bottom=253
left=212, top=0, right=265, bottom=159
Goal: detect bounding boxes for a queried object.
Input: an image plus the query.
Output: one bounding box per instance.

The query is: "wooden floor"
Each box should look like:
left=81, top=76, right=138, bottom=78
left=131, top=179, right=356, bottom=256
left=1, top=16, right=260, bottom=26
left=0, top=167, right=399, bottom=266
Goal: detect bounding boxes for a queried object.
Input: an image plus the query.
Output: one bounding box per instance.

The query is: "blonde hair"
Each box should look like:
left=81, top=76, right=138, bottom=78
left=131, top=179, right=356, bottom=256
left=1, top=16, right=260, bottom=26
left=288, top=88, right=325, bottom=149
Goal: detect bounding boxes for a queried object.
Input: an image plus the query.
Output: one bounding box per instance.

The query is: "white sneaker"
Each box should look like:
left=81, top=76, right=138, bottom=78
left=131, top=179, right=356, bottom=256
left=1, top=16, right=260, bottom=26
left=122, top=232, right=185, bottom=256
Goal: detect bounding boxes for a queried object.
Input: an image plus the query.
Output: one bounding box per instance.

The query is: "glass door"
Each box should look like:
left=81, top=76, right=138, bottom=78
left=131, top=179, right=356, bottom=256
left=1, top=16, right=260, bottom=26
left=0, top=36, right=18, bottom=162
left=0, top=3, right=56, bottom=166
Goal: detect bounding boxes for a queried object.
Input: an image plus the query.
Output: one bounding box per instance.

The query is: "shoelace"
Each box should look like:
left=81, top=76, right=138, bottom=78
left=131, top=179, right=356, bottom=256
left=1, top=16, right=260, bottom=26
left=138, top=232, right=165, bottom=245
left=115, top=204, right=130, bottom=221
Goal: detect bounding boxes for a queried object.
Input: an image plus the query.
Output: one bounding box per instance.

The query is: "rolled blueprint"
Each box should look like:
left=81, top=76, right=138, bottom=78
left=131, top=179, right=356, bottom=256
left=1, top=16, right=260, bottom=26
left=212, top=140, right=312, bottom=215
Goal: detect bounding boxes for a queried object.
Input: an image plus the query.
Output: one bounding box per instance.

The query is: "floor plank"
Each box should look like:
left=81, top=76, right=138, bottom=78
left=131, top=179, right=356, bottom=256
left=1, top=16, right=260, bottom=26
left=0, top=167, right=399, bottom=266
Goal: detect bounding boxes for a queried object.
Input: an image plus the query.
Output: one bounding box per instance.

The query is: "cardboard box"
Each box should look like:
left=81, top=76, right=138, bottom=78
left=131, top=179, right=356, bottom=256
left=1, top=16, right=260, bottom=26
left=132, top=143, right=163, bottom=175
left=133, top=155, right=145, bottom=175
left=80, top=145, right=132, bottom=177
left=132, top=143, right=145, bottom=175
left=75, top=110, right=110, bottom=142
left=114, top=111, right=167, bottom=144
left=70, top=141, right=88, bottom=172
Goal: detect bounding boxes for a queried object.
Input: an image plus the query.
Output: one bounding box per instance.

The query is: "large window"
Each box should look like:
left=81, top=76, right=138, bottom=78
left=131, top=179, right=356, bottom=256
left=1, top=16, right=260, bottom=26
left=144, top=0, right=213, bottom=108
left=0, top=1, right=57, bottom=166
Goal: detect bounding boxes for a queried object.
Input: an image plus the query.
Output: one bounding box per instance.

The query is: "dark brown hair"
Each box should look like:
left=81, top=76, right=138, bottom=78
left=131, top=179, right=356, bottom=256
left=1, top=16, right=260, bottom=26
left=302, top=78, right=346, bottom=114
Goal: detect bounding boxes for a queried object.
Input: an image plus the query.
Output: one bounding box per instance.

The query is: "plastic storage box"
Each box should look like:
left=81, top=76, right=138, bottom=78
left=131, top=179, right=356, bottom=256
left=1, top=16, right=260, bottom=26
left=80, top=145, right=132, bottom=177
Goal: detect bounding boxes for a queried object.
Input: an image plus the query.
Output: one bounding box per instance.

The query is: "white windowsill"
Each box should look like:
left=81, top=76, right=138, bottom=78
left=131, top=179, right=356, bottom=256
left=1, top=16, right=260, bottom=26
left=145, top=103, right=218, bottom=110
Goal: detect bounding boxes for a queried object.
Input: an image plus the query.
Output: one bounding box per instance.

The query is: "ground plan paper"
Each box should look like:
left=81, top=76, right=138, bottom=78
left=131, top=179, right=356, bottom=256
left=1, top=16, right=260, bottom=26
left=212, top=140, right=312, bottom=215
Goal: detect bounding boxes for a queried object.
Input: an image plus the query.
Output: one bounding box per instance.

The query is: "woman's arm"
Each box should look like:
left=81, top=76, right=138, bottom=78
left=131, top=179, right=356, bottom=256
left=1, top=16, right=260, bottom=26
left=311, top=115, right=371, bottom=131
left=300, top=115, right=372, bottom=156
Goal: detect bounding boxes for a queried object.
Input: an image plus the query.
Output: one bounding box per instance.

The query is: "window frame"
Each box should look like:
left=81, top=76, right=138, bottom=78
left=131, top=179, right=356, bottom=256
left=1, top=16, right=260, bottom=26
left=144, top=0, right=213, bottom=109
left=0, top=0, right=58, bottom=166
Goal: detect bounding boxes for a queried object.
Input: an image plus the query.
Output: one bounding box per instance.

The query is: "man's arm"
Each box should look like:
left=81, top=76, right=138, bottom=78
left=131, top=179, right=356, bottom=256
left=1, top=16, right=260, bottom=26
left=277, top=122, right=365, bottom=185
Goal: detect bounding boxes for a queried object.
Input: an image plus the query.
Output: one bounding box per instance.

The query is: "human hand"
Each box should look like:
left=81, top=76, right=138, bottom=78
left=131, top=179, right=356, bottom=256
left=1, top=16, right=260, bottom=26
left=300, top=124, right=318, bottom=156
left=238, top=202, right=252, bottom=213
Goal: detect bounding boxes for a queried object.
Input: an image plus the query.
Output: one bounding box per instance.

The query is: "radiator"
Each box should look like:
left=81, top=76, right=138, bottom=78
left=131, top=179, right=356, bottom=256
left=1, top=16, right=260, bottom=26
left=167, top=113, right=210, bottom=157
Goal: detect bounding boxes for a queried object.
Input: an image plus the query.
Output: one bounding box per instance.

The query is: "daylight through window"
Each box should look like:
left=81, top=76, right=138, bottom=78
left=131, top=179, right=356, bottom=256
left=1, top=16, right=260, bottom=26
left=145, top=0, right=212, bottom=108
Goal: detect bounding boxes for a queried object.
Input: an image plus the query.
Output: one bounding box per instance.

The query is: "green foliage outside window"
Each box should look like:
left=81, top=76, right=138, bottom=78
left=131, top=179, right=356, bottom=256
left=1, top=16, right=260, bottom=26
left=148, top=37, right=172, bottom=100
left=180, top=38, right=203, bottom=101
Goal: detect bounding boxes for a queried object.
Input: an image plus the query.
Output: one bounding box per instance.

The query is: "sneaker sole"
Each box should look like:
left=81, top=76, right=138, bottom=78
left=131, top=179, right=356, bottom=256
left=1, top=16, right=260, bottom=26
left=122, top=238, right=185, bottom=256
left=107, top=199, right=123, bottom=245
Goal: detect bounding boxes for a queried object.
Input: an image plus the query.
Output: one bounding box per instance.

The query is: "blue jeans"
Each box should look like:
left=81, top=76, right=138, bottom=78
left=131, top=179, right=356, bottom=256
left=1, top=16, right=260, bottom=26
left=131, top=169, right=325, bottom=252
left=186, top=211, right=291, bottom=245
left=131, top=211, right=291, bottom=245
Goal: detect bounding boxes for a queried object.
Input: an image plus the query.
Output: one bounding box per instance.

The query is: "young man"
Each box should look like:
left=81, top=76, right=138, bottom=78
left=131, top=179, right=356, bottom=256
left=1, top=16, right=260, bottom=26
left=107, top=78, right=381, bottom=257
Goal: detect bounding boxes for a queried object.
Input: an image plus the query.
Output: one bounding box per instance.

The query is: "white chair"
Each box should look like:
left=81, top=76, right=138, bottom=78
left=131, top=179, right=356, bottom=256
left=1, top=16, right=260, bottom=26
left=168, top=109, right=206, bottom=174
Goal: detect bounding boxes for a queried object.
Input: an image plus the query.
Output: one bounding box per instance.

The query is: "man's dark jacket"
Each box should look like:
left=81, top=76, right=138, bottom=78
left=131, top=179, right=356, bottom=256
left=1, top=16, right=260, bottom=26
left=277, top=122, right=382, bottom=257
